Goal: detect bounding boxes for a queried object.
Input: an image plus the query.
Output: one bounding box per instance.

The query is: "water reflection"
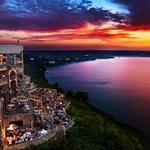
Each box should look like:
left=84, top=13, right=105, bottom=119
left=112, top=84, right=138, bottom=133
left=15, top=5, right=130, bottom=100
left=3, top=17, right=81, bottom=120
left=45, top=57, right=150, bottom=135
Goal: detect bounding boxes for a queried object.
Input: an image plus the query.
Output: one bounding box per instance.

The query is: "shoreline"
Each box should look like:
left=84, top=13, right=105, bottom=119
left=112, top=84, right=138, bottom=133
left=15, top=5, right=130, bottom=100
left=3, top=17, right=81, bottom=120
left=44, top=58, right=150, bottom=137
left=24, top=54, right=150, bottom=150
left=24, top=56, right=148, bottom=136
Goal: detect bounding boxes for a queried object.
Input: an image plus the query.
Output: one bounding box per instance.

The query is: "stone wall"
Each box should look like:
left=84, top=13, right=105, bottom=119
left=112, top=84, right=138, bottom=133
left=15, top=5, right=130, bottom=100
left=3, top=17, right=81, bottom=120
left=3, top=113, right=34, bottom=129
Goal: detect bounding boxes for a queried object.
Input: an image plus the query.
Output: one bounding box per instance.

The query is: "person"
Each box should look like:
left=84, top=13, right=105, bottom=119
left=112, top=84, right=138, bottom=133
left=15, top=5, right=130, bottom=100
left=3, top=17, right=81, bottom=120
left=7, top=136, right=12, bottom=146
left=12, top=135, right=17, bottom=145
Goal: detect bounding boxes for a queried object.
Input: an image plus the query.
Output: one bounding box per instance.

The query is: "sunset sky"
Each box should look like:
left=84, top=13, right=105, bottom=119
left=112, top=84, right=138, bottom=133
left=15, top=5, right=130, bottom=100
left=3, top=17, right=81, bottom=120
left=0, top=0, right=149, bottom=50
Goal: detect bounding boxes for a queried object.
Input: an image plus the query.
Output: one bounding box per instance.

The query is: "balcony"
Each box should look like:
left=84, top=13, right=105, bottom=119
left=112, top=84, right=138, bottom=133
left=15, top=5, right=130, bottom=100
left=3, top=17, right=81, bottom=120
left=0, top=77, right=7, bottom=86
left=0, top=63, right=7, bottom=71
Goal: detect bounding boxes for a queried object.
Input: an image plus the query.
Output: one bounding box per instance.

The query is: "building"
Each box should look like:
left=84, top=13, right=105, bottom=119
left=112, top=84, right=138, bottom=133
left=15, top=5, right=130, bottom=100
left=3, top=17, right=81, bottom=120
left=0, top=45, right=23, bottom=89
left=0, top=45, right=73, bottom=150
left=0, top=45, right=35, bottom=149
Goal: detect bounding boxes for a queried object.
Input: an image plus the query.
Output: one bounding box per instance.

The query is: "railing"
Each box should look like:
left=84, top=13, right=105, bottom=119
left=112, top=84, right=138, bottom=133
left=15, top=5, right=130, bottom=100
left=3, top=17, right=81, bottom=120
left=27, top=85, right=37, bottom=93
left=3, top=120, right=75, bottom=150
left=4, top=128, right=57, bottom=150
left=0, top=78, right=7, bottom=86
left=65, top=102, right=71, bottom=110
left=65, top=120, right=75, bottom=131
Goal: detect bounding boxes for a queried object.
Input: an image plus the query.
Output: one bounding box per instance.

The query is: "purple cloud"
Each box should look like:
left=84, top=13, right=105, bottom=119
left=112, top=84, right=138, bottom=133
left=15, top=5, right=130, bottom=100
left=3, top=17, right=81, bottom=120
left=112, top=0, right=150, bottom=29
left=0, top=0, right=126, bottom=31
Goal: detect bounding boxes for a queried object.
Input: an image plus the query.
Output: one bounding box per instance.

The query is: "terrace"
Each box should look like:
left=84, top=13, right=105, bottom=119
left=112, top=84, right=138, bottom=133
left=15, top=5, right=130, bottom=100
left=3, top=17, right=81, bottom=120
left=4, top=96, right=32, bottom=116
left=5, top=124, right=36, bottom=146
left=4, top=118, right=73, bottom=149
left=4, top=125, right=60, bottom=150
left=28, top=88, right=71, bottom=125
left=4, top=119, right=74, bottom=150
left=2, top=87, right=73, bottom=149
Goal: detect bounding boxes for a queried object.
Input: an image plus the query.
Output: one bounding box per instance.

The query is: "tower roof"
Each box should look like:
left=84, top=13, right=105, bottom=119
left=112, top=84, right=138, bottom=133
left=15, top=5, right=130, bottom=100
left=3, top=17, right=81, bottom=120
left=0, top=45, right=23, bottom=54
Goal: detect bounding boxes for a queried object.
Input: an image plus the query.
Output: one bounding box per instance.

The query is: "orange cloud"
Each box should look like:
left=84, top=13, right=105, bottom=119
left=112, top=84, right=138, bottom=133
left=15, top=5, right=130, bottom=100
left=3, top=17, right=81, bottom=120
left=0, top=22, right=149, bottom=50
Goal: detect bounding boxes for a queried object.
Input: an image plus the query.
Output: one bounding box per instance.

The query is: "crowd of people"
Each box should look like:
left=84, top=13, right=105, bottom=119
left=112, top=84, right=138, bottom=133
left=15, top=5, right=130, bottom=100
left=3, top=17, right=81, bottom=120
left=32, top=88, right=71, bottom=129
left=5, top=97, right=32, bottom=115
left=6, top=124, right=36, bottom=146
left=5, top=88, right=72, bottom=147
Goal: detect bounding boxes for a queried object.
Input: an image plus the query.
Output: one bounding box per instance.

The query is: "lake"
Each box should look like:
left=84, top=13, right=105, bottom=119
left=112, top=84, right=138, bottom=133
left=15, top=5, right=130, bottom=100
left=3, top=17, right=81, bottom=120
left=45, top=57, right=150, bottom=135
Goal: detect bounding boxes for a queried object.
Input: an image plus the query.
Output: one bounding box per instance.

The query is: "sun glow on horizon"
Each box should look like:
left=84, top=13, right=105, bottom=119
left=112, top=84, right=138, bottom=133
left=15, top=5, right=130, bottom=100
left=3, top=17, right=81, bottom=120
left=0, top=21, right=149, bottom=50
left=0, top=0, right=149, bottom=50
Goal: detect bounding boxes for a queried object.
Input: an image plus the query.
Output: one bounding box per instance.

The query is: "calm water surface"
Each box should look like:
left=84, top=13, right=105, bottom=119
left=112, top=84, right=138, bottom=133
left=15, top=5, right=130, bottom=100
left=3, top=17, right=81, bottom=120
left=45, top=57, right=150, bottom=135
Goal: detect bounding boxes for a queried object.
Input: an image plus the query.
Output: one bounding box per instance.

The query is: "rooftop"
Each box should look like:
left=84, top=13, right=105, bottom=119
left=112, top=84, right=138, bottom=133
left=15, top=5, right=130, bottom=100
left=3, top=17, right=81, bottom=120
left=0, top=45, right=23, bottom=54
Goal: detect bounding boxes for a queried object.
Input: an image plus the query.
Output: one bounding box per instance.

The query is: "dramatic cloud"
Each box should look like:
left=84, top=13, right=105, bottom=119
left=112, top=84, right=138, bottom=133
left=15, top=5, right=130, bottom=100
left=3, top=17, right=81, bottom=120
left=0, top=0, right=149, bottom=50
left=112, top=0, right=150, bottom=29
left=0, top=0, right=126, bottom=31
